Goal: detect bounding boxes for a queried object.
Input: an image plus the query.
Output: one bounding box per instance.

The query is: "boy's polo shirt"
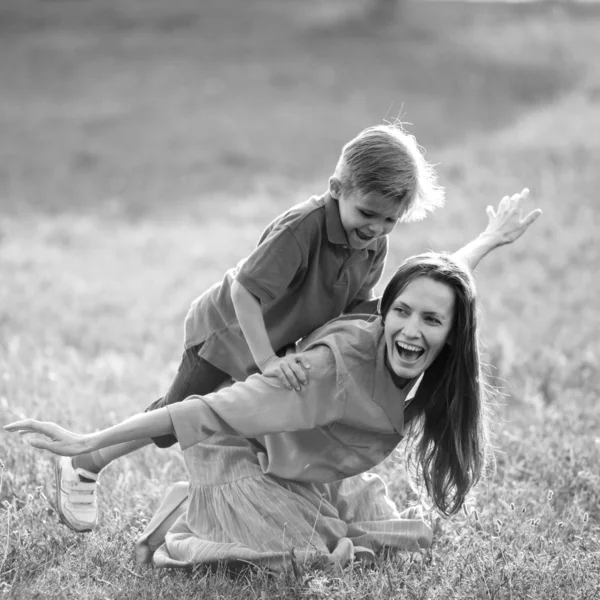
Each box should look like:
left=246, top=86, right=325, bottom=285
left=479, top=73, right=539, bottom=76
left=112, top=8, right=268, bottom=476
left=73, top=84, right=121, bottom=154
left=169, top=317, right=421, bottom=484
left=184, top=193, right=388, bottom=380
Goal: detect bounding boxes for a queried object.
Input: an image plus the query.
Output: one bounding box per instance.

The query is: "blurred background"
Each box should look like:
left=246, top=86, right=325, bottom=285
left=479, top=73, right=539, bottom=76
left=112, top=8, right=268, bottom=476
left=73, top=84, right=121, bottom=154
left=1, top=0, right=596, bottom=217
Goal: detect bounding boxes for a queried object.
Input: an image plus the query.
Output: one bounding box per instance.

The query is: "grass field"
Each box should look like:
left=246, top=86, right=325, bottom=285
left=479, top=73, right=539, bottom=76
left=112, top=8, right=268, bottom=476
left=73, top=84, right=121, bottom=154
left=1, top=0, right=600, bottom=598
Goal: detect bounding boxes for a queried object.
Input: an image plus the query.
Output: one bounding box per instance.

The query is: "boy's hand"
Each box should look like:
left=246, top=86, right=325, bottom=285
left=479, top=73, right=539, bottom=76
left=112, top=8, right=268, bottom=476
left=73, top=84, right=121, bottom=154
left=484, top=188, right=542, bottom=245
left=260, top=354, right=311, bottom=391
left=4, top=419, right=93, bottom=456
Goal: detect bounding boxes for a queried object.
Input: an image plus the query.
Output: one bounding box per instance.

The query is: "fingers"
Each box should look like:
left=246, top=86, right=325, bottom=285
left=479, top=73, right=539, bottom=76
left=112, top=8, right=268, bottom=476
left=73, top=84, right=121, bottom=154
left=262, top=355, right=310, bottom=391
left=272, top=357, right=310, bottom=391
left=4, top=420, right=60, bottom=454
left=288, top=359, right=308, bottom=388
left=4, top=419, right=72, bottom=443
left=510, top=188, right=528, bottom=211
left=497, top=188, right=529, bottom=215
left=4, top=419, right=43, bottom=434
left=278, top=362, right=297, bottom=391
left=498, top=195, right=510, bottom=213
left=29, top=437, right=53, bottom=452
left=29, top=437, right=72, bottom=456
left=282, top=358, right=310, bottom=391
left=521, top=208, right=543, bottom=228
left=274, top=370, right=292, bottom=390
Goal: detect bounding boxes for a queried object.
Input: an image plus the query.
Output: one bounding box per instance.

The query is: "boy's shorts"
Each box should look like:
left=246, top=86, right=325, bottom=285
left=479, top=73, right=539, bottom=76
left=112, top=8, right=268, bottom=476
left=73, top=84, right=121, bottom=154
left=145, top=344, right=230, bottom=448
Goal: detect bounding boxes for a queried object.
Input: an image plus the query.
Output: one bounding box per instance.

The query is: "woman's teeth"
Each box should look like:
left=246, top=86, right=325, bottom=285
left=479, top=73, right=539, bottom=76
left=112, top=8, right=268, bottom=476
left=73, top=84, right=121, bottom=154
left=395, top=341, right=424, bottom=361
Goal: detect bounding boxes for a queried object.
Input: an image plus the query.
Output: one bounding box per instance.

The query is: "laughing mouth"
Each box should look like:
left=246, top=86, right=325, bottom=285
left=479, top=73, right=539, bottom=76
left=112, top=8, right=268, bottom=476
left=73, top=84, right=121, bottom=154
left=355, top=230, right=374, bottom=242
left=395, top=340, right=425, bottom=362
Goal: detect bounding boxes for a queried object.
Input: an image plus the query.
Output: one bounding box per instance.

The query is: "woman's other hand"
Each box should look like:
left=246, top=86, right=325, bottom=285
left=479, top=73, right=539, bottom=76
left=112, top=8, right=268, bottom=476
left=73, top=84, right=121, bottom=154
left=485, top=188, right=542, bottom=245
left=3, top=419, right=94, bottom=456
left=260, top=353, right=311, bottom=391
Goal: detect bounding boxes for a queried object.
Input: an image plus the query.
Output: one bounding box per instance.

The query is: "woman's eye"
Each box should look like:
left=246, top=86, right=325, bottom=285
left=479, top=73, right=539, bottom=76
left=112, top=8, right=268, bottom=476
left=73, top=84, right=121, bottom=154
left=426, top=317, right=441, bottom=325
left=394, top=307, right=407, bottom=315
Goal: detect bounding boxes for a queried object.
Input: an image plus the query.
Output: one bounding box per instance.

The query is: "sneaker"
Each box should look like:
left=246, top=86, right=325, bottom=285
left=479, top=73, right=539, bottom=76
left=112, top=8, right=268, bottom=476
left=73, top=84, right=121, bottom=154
left=54, top=456, right=98, bottom=532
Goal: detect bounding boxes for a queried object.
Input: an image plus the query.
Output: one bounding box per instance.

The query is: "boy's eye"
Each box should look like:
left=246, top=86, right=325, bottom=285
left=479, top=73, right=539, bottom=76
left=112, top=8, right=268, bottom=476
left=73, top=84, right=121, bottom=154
left=359, top=210, right=373, bottom=218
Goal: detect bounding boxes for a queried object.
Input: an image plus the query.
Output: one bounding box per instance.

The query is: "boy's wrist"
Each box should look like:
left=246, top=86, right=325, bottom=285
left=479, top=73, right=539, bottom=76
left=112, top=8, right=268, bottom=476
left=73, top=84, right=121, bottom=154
left=257, top=354, right=278, bottom=371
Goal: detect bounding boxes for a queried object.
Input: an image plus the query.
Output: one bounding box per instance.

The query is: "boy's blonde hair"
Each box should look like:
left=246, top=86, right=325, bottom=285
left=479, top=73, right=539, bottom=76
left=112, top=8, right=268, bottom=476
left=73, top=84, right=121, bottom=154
left=333, top=123, right=445, bottom=222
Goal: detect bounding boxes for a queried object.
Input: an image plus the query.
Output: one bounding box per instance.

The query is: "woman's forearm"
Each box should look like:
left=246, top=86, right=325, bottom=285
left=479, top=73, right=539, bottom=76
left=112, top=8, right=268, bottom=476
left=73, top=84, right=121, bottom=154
left=451, top=233, right=500, bottom=271
left=231, top=280, right=276, bottom=369
left=87, top=407, right=174, bottom=453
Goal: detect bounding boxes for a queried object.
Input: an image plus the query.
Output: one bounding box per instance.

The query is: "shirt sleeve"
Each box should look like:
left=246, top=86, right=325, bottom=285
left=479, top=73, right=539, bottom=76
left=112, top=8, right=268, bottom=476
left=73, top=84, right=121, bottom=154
left=345, top=237, right=388, bottom=311
left=235, top=226, right=305, bottom=306
left=167, top=346, right=345, bottom=450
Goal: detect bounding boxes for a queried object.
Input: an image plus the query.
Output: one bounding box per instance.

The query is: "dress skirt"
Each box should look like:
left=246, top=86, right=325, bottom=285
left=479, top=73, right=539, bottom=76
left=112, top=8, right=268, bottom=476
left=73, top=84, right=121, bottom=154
left=136, top=434, right=432, bottom=572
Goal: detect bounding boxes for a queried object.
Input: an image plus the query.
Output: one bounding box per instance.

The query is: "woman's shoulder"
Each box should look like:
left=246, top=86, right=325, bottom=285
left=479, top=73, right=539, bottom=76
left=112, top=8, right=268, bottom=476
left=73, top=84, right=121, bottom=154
left=300, top=315, right=382, bottom=355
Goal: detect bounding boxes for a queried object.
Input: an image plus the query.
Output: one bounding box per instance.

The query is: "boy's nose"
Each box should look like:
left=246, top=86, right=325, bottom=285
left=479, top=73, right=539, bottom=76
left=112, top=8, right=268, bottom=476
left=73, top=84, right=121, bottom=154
left=368, top=222, right=385, bottom=236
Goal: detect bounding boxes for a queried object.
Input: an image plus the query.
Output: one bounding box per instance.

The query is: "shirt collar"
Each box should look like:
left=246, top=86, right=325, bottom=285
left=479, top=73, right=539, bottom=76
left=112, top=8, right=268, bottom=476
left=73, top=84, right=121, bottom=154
left=324, top=193, right=350, bottom=245
left=370, top=328, right=420, bottom=435
left=323, top=193, right=379, bottom=252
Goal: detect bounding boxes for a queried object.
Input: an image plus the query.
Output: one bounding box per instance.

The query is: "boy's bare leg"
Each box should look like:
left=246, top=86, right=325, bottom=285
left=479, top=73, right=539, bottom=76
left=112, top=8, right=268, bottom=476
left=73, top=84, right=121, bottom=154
left=72, top=438, right=153, bottom=475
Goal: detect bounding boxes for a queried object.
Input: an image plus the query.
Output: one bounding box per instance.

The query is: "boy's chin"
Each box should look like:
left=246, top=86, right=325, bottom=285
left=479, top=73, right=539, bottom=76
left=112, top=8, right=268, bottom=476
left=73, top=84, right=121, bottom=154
left=348, top=231, right=373, bottom=249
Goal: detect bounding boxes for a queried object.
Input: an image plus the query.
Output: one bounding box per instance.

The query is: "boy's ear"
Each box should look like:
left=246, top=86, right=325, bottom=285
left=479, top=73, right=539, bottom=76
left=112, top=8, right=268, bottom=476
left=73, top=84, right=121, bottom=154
left=328, top=176, right=342, bottom=200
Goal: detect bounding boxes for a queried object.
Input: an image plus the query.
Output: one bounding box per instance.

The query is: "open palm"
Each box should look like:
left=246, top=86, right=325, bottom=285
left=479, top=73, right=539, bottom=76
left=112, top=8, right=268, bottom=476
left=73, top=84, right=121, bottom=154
left=4, top=419, right=92, bottom=456
left=485, top=188, right=542, bottom=245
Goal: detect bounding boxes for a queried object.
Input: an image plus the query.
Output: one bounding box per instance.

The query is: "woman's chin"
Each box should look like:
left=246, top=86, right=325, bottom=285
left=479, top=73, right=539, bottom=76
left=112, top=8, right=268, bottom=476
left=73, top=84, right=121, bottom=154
left=389, top=358, right=424, bottom=379
left=393, top=366, right=420, bottom=380
left=386, top=348, right=431, bottom=381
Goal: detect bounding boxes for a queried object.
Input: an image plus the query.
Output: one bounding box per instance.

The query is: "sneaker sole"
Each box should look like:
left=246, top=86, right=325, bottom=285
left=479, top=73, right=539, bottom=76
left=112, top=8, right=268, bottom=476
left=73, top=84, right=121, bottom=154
left=54, top=459, right=93, bottom=533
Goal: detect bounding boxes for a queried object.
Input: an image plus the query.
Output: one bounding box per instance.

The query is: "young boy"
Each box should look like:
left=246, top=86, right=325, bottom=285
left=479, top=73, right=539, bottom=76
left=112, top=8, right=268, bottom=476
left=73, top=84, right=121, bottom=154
left=56, top=123, right=445, bottom=532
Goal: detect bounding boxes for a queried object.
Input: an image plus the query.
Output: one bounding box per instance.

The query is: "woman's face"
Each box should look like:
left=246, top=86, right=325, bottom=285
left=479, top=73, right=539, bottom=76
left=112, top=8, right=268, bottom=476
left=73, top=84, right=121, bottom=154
left=384, top=276, right=455, bottom=381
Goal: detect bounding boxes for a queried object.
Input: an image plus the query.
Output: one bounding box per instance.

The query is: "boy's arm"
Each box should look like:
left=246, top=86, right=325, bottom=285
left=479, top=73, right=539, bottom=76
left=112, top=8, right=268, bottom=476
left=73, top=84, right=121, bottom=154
left=230, top=280, right=276, bottom=372
left=231, top=280, right=311, bottom=391
left=452, top=189, right=542, bottom=271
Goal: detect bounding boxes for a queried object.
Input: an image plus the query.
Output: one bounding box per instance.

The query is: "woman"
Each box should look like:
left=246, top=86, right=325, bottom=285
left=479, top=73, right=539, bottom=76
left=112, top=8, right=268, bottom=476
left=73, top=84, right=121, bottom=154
left=5, top=193, right=541, bottom=572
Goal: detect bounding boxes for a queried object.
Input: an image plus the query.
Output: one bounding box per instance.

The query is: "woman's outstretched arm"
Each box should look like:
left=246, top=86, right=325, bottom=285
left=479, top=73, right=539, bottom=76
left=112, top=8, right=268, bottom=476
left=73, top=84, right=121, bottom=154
left=346, top=188, right=541, bottom=315
left=4, top=408, right=174, bottom=456
left=452, top=188, right=542, bottom=271
left=4, top=347, right=343, bottom=456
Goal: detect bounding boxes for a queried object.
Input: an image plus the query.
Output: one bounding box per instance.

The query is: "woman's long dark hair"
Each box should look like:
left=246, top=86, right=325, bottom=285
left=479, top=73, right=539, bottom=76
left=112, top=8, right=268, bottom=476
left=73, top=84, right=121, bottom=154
left=380, top=252, right=492, bottom=516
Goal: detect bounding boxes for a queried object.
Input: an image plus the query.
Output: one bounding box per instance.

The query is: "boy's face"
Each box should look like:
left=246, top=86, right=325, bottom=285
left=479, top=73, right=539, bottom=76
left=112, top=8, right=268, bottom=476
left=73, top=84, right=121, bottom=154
left=330, top=178, right=404, bottom=250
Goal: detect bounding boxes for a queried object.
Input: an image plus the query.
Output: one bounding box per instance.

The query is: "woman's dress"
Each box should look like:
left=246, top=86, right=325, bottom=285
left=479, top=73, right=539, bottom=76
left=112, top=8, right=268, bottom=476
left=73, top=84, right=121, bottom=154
left=137, top=434, right=431, bottom=572
left=136, top=318, right=439, bottom=571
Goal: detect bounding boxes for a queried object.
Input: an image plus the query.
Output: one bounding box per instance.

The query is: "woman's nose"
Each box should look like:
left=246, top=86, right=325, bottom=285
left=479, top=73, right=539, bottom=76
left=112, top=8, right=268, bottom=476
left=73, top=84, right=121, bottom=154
left=402, top=316, right=420, bottom=338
